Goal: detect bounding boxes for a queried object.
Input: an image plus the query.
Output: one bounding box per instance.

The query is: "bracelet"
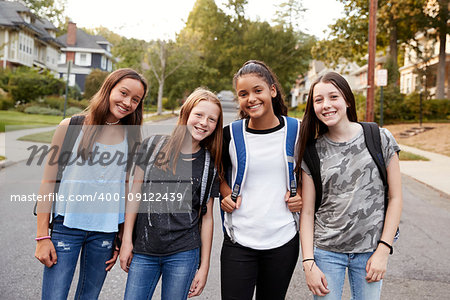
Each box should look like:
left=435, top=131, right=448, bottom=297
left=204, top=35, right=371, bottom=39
left=377, top=240, right=393, bottom=255
left=302, top=258, right=315, bottom=271
left=35, top=235, right=51, bottom=241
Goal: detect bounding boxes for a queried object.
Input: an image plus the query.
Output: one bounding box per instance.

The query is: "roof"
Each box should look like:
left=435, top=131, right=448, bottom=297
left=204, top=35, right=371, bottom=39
left=57, top=29, right=110, bottom=49
left=0, top=0, right=63, bottom=47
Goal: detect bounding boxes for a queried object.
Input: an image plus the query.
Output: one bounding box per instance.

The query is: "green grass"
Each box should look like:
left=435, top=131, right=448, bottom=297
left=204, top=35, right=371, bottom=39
left=399, top=151, right=429, bottom=161
left=144, top=113, right=178, bottom=123
left=0, top=111, right=62, bottom=132
left=17, top=129, right=55, bottom=144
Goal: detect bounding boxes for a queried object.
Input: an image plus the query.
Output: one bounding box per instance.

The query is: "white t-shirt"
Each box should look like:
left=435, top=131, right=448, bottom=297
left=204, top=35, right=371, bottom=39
left=222, top=117, right=300, bottom=250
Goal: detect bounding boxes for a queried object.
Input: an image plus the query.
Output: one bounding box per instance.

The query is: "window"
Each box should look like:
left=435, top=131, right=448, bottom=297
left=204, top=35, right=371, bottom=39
left=80, top=53, right=87, bottom=64
left=101, top=56, right=106, bottom=69
left=59, top=53, right=66, bottom=64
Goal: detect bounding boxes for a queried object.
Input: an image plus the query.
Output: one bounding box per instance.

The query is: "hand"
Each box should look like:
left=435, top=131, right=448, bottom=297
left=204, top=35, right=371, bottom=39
left=119, top=240, right=134, bottom=273
left=105, top=248, right=119, bottom=271
left=365, top=247, right=389, bottom=282
left=220, top=194, right=241, bottom=213
left=35, top=239, right=57, bottom=268
left=285, top=191, right=302, bottom=212
left=304, top=261, right=330, bottom=296
left=188, top=268, right=208, bottom=298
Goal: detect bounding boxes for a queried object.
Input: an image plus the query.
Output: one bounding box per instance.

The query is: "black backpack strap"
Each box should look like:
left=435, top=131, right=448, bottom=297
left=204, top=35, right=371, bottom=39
left=303, top=139, right=322, bottom=214
left=359, top=122, right=388, bottom=213
left=33, top=115, right=85, bottom=223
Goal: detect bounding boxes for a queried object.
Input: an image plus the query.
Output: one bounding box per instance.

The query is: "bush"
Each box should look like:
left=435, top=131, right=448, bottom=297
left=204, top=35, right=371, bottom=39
left=65, top=106, right=83, bottom=116
left=6, top=67, right=65, bottom=102
left=84, top=69, right=109, bottom=100
left=0, top=93, right=14, bottom=110
left=24, top=106, right=62, bottom=116
left=162, top=97, right=179, bottom=112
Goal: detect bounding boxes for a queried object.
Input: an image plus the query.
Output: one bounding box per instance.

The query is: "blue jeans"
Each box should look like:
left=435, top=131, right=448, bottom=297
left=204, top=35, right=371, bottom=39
left=314, top=247, right=382, bottom=300
left=41, top=216, right=116, bottom=300
left=124, top=248, right=200, bottom=300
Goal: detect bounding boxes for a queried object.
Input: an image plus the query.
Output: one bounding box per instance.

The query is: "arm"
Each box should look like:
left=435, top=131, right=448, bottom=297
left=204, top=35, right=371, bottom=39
left=35, top=118, right=70, bottom=267
left=300, top=171, right=330, bottom=296
left=285, top=185, right=302, bottom=213
left=366, top=154, right=403, bottom=282
left=119, top=166, right=144, bottom=273
left=188, top=198, right=214, bottom=297
left=105, top=169, right=131, bottom=271
left=219, top=180, right=241, bottom=213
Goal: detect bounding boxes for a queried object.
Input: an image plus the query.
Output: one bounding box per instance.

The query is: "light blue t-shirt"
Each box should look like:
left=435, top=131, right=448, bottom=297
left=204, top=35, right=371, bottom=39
left=55, top=130, right=128, bottom=232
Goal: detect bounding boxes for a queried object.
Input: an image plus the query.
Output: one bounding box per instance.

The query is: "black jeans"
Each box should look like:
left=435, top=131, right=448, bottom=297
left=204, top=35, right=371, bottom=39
left=220, top=232, right=299, bottom=300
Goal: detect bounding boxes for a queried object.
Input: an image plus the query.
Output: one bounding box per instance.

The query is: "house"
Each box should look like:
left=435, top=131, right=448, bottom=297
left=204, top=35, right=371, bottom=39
left=399, top=29, right=450, bottom=98
left=350, top=56, right=387, bottom=95
left=0, top=0, right=63, bottom=73
left=57, top=22, right=113, bottom=92
left=290, top=60, right=360, bottom=107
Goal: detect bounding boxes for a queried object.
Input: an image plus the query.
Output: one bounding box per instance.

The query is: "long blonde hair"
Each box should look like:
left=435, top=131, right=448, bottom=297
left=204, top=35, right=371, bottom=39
left=159, top=87, right=223, bottom=179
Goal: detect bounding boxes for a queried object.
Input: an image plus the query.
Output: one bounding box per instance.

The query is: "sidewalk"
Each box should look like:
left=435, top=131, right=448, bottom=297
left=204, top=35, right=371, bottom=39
left=398, top=144, right=450, bottom=196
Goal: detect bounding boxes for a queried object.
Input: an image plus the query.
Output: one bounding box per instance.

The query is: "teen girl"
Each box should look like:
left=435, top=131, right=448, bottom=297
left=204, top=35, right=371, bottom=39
left=35, top=68, right=147, bottom=299
left=220, top=60, right=302, bottom=299
left=120, top=88, right=223, bottom=299
left=299, top=72, right=402, bottom=299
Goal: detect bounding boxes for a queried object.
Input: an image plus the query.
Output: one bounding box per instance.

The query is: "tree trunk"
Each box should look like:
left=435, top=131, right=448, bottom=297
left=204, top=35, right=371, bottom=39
left=157, top=80, right=164, bottom=115
left=157, top=41, right=167, bottom=115
left=436, top=0, right=448, bottom=99
left=388, top=14, right=399, bottom=86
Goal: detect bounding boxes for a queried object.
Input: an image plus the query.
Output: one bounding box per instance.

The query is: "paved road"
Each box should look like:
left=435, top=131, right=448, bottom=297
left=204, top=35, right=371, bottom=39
left=1, top=109, right=449, bottom=299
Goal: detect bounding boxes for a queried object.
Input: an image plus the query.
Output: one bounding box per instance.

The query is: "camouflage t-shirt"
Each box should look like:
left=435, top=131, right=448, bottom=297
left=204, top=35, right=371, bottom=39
left=302, top=125, right=400, bottom=253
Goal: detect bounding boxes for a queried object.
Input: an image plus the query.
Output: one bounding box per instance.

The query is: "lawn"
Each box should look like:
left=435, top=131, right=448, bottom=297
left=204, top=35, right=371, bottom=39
left=0, top=111, right=62, bottom=132
left=17, top=129, right=55, bottom=144
left=399, top=151, right=429, bottom=161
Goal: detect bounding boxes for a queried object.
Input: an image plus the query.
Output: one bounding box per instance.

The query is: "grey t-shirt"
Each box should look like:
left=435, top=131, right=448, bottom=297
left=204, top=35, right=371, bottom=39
left=302, top=125, right=400, bottom=253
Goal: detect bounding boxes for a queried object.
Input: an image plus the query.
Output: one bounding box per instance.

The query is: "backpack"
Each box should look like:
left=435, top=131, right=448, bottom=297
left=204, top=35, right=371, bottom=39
left=33, top=115, right=86, bottom=229
left=302, top=122, right=399, bottom=237
left=139, top=134, right=217, bottom=217
left=222, top=116, right=300, bottom=242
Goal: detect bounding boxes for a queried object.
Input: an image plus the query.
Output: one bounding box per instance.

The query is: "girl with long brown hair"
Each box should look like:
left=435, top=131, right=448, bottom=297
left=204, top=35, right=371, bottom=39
left=120, top=87, right=223, bottom=299
left=35, top=68, right=147, bottom=299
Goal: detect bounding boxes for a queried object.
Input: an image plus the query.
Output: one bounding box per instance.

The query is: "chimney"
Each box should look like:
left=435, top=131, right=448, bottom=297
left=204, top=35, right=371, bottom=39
left=67, top=21, right=77, bottom=46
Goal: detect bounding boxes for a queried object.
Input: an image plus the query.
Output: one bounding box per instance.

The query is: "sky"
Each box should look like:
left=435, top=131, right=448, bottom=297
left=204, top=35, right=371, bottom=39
left=65, top=0, right=344, bottom=41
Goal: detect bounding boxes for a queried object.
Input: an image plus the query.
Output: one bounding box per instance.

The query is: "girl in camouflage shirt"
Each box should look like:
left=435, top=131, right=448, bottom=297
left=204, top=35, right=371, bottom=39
left=298, top=72, right=402, bottom=300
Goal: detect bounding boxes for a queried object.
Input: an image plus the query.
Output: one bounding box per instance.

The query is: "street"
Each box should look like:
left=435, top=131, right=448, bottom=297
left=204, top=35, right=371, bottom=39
left=1, top=110, right=449, bottom=299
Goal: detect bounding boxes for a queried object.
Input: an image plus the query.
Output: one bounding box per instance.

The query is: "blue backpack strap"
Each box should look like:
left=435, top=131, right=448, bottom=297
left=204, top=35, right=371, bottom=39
left=230, top=119, right=246, bottom=202
left=284, top=117, right=299, bottom=197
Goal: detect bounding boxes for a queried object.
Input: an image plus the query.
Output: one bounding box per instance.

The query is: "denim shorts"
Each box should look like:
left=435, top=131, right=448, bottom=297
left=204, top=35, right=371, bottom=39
left=314, top=247, right=382, bottom=300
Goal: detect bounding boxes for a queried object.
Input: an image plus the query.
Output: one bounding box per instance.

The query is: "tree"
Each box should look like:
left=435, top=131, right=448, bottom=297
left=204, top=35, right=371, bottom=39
left=84, top=69, right=109, bottom=100
left=22, top=0, right=67, bottom=28
left=313, top=0, right=426, bottom=86
left=273, top=0, right=306, bottom=31
left=431, top=0, right=448, bottom=98
left=146, top=40, right=192, bottom=115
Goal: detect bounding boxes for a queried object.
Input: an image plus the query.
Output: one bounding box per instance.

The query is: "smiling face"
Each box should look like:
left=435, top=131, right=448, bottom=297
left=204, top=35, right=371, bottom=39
left=313, top=82, right=350, bottom=128
left=107, top=78, right=144, bottom=123
left=236, top=74, right=277, bottom=122
left=186, top=100, right=221, bottom=144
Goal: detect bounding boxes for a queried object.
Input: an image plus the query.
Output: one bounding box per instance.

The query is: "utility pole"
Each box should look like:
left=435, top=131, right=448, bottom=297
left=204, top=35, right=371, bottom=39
left=366, top=0, right=377, bottom=122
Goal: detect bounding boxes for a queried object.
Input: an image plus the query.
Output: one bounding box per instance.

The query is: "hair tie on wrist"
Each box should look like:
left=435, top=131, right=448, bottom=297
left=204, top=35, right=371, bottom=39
left=302, top=258, right=316, bottom=271
left=35, top=236, right=51, bottom=241
left=377, top=240, right=393, bottom=255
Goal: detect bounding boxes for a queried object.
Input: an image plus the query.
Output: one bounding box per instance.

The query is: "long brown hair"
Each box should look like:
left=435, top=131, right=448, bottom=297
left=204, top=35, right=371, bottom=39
left=159, top=87, right=223, bottom=179
left=78, top=68, right=148, bottom=167
left=233, top=60, right=288, bottom=119
left=298, top=72, right=358, bottom=165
